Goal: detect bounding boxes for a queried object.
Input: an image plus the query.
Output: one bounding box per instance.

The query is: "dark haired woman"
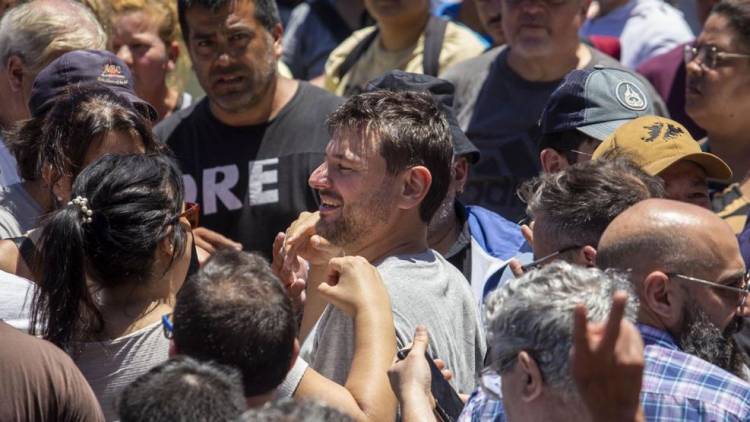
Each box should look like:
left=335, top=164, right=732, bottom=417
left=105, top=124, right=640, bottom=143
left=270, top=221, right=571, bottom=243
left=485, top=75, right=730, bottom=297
left=0, top=84, right=163, bottom=279
left=30, top=153, right=195, bottom=420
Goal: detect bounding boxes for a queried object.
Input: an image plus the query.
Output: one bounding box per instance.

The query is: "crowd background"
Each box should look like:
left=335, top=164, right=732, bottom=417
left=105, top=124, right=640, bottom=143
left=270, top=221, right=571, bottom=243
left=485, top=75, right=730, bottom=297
left=1, top=0, right=750, bottom=421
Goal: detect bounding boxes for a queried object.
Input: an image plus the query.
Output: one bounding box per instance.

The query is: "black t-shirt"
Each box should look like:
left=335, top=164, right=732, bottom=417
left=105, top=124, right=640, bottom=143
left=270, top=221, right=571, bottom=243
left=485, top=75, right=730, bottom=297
left=154, top=82, right=342, bottom=258
left=463, top=48, right=623, bottom=221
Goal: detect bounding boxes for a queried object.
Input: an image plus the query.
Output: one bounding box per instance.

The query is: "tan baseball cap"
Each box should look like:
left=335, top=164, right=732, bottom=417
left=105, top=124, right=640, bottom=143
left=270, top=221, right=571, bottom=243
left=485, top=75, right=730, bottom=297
left=592, top=116, right=732, bottom=180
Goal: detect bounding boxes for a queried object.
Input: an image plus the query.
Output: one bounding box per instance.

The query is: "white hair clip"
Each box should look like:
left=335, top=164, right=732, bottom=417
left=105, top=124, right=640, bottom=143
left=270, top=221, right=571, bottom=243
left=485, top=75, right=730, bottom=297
left=68, top=196, right=93, bottom=224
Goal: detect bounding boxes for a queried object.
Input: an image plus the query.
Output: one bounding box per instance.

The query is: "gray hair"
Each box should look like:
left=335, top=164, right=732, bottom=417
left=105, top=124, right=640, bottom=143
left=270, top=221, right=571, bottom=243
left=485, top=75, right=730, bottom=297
left=519, top=157, right=665, bottom=250
left=485, top=261, right=638, bottom=393
left=0, top=0, right=106, bottom=73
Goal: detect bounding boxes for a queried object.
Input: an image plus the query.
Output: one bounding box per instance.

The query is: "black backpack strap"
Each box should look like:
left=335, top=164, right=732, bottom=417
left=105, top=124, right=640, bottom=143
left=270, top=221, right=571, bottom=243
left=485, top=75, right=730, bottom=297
left=9, top=236, right=37, bottom=267
left=308, top=0, right=353, bottom=43
left=422, top=16, right=448, bottom=77
left=336, top=27, right=379, bottom=80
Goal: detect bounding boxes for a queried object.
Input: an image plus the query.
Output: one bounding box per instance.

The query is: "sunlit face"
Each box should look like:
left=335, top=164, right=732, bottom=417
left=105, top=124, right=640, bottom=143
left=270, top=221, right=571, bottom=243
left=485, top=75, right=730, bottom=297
left=685, top=14, right=750, bottom=135
left=659, top=160, right=711, bottom=209
left=308, top=130, right=398, bottom=248
left=184, top=0, right=279, bottom=115
left=475, top=0, right=505, bottom=45
left=112, top=11, right=176, bottom=99
left=501, top=0, right=586, bottom=58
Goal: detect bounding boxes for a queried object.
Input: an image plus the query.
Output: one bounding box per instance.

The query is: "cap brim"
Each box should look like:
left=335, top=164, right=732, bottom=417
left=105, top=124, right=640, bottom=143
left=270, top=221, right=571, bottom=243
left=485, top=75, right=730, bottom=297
left=577, top=119, right=633, bottom=141
left=116, top=89, right=159, bottom=122
left=645, top=152, right=733, bottom=180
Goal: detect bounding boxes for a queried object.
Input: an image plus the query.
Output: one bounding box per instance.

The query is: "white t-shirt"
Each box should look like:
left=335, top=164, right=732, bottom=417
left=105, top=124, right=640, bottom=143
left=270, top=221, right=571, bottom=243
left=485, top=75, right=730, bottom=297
left=0, top=135, right=20, bottom=187
left=580, top=0, right=694, bottom=68
left=0, top=270, right=36, bottom=331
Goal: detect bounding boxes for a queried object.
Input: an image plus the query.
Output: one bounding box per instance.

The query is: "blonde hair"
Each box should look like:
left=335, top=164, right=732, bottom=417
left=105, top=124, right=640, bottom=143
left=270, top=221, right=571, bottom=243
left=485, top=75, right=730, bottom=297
left=111, top=0, right=181, bottom=45
left=0, top=0, right=107, bottom=74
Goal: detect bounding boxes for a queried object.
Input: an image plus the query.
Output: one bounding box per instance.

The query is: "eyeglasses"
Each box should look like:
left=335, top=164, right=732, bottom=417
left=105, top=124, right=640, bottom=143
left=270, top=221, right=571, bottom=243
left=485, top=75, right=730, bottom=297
left=161, top=313, right=174, bottom=340
left=667, top=270, right=750, bottom=308
left=177, top=202, right=200, bottom=229
left=684, top=44, right=750, bottom=69
left=521, top=244, right=583, bottom=272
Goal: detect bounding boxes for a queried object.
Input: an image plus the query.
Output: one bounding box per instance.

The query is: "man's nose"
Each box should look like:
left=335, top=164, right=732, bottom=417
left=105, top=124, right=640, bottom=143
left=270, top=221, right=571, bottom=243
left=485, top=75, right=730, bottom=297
left=308, top=162, right=329, bottom=190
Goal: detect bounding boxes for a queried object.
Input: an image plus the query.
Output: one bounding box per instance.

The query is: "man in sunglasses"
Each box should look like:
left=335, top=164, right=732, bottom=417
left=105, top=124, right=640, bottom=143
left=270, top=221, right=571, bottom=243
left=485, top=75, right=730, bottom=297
left=596, top=198, right=750, bottom=418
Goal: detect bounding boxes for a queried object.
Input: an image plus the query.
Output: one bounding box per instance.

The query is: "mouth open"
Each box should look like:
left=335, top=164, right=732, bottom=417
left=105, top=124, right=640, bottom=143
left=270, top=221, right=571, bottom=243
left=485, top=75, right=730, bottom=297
left=214, top=75, right=245, bottom=87
left=319, top=192, right=342, bottom=215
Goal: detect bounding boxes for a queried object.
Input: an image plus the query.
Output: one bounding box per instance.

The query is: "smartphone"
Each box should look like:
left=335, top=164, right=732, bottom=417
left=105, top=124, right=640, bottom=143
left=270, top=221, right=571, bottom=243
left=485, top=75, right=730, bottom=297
left=397, top=348, right=466, bottom=422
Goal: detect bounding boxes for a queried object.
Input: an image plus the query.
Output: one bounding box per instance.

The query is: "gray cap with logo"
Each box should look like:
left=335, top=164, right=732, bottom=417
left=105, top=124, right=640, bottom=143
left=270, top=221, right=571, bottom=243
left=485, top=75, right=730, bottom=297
left=540, top=65, right=656, bottom=141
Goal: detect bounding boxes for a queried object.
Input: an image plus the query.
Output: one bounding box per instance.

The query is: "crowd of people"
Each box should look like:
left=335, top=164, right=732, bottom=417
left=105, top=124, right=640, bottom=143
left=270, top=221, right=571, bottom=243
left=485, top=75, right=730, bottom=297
left=1, top=0, right=750, bottom=421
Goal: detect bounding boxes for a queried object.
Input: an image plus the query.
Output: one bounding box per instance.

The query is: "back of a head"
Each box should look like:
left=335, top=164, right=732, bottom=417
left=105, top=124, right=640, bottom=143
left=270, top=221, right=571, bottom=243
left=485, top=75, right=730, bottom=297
left=326, top=89, right=453, bottom=223
left=0, top=0, right=106, bottom=74
left=239, top=398, right=354, bottom=422
left=597, top=198, right=729, bottom=278
left=32, top=153, right=188, bottom=350
left=118, top=355, right=246, bottom=422
left=485, top=261, right=638, bottom=392
left=8, top=83, right=162, bottom=183
left=520, top=157, right=666, bottom=250
left=173, top=250, right=297, bottom=397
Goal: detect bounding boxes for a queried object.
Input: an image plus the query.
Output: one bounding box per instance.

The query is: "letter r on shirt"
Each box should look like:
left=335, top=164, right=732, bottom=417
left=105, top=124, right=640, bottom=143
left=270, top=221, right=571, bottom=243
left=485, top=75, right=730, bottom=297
left=202, top=165, right=243, bottom=215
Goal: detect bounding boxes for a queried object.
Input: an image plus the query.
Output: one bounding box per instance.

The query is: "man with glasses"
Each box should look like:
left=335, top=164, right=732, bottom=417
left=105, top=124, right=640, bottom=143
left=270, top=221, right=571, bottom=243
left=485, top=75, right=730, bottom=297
left=440, top=0, right=665, bottom=222
left=596, top=198, right=750, bottom=419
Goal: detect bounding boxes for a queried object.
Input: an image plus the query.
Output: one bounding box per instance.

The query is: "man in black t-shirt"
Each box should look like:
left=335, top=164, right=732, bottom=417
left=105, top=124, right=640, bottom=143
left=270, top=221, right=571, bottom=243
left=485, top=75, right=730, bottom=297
left=156, top=0, right=341, bottom=259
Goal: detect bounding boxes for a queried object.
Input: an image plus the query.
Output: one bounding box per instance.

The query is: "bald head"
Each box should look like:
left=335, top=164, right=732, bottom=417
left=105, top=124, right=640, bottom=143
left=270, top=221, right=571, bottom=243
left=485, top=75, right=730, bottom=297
left=597, top=198, right=739, bottom=278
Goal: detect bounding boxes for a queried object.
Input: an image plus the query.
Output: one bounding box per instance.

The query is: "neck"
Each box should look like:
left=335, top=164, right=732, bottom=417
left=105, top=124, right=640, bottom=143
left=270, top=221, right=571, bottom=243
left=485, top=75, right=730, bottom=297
left=507, top=43, right=591, bottom=82
left=246, top=390, right=275, bottom=408
left=378, top=15, right=429, bottom=52
left=707, top=133, right=750, bottom=183
left=346, top=215, right=430, bottom=263
left=209, top=75, right=297, bottom=127
left=427, top=210, right=460, bottom=256
left=597, top=0, right=630, bottom=16
left=143, top=83, right=178, bottom=122
left=22, top=180, right=54, bottom=212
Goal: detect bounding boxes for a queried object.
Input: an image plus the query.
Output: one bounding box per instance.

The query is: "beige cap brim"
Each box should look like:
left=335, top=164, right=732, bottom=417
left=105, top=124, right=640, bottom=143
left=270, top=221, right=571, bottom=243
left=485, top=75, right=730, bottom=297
left=644, top=152, right=733, bottom=180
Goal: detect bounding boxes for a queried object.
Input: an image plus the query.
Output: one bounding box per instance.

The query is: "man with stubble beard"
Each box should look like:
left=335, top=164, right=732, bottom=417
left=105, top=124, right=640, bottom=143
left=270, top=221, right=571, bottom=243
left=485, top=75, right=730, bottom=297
left=596, top=198, right=750, bottom=419
left=155, top=0, right=342, bottom=260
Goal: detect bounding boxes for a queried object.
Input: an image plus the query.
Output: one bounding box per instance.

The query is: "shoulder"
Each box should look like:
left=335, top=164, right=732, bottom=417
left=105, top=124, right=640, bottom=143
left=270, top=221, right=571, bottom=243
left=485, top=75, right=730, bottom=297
left=439, top=21, right=487, bottom=65
left=643, top=344, right=750, bottom=413
left=295, top=81, right=343, bottom=109
left=441, top=45, right=504, bottom=82
left=153, top=99, right=206, bottom=142
left=324, top=26, right=378, bottom=75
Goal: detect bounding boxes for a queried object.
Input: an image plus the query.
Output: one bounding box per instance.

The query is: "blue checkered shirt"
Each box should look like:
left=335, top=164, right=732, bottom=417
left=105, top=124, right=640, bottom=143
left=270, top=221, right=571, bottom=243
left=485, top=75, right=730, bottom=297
left=458, top=324, right=750, bottom=421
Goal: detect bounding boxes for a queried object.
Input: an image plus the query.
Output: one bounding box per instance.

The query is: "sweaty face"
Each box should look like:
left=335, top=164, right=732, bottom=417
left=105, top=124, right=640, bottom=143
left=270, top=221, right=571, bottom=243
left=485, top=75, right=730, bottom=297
left=112, top=11, right=174, bottom=99
left=501, top=0, right=585, bottom=58
left=308, top=131, right=397, bottom=248
left=685, top=14, right=750, bottom=135
left=185, top=0, right=278, bottom=115
left=659, top=161, right=711, bottom=209
left=475, top=0, right=505, bottom=45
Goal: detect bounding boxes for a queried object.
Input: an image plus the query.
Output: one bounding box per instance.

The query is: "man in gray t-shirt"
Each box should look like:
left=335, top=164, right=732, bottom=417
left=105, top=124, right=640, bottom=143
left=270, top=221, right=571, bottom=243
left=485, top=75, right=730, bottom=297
left=280, top=89, right=486, bottom=395
left=440, top=0, right=667, bottom=222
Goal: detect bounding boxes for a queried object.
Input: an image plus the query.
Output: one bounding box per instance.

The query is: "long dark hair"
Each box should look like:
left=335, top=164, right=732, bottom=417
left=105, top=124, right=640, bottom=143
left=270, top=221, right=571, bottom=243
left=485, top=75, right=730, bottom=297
left=30, top=153, right=188, bottom=350
left=6, top=83, right=163, bottom=186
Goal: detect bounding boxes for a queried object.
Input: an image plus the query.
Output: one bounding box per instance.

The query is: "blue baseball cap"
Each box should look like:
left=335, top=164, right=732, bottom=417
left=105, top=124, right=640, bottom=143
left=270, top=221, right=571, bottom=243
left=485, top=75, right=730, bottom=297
left=540, top=65, right=655, bottom=141
left=29, top=49, right=158, bottom=121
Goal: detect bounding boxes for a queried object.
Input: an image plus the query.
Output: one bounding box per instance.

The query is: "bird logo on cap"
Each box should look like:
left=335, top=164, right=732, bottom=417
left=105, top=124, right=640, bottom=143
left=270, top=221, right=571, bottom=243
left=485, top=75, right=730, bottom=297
left=615, top=81, right=647, bottom=111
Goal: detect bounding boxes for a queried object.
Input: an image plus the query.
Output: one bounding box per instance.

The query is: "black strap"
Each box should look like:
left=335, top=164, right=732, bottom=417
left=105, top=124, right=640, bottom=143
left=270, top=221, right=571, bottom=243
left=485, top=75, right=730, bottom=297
left=422, top=16, right=448, bottom=77
left=308, top=0, right=353, bottom=43
left=9, top=236, right=37, bottom=267
left=337, top=15, right=450, bottom=83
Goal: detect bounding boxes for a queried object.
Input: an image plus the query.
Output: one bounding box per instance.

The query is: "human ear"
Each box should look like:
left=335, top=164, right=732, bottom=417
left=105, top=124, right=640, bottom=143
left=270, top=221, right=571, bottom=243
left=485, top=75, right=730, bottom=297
left=167, top=41, right=180, bottom=71
left=398, top=166, right=431, bottom=211
left=271, top=23, right=284, bottom=59
left=580, top=245, right=597, bottom=267
left=642, top=271, right=681, bottom=327
left=453, top=157, right=470, bottom=194
left=518, top=351, right=543, bottom=402
left=539, top=148, right=569, bottom=173
left=6, top=55, right=24, bottom=92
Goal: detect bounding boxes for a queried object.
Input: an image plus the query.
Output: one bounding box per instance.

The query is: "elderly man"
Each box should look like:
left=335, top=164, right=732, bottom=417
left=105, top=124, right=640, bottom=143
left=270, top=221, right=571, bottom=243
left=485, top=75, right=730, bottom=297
left=441, top=0, right=665, bottom=221
left=597, top=199, right=750, bottom=419
left=0, top=0, right=106, bottom=186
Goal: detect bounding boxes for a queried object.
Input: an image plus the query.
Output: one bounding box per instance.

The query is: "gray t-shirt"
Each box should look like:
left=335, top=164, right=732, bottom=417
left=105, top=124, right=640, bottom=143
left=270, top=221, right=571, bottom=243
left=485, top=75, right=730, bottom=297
left=441, top=45, right=667, bottom=221
left=0, top=183, right=43, bottom=238
left=310, top=249, right=486, bottom=394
